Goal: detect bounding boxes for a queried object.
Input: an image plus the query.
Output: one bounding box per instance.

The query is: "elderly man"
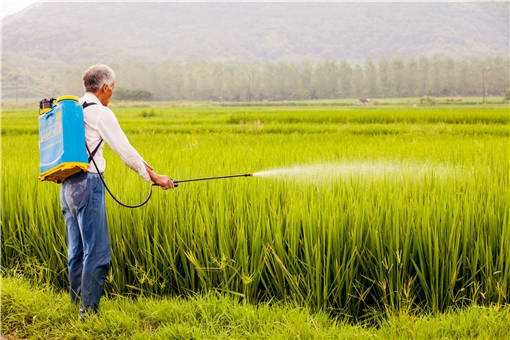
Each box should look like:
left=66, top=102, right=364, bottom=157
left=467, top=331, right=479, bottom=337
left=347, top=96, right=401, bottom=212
left=60, top=64, right=173, bottom=318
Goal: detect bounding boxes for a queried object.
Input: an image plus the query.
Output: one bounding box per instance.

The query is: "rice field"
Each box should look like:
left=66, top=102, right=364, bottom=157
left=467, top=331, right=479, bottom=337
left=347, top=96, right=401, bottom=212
left=1, top=104, right=509, bottom=320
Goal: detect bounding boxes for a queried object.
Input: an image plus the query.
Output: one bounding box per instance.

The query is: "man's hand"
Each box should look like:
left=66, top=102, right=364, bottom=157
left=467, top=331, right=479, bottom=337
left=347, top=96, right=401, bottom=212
left=146, top=165, right=175, bottom=190
left=153, top=174, right=174, bottom=190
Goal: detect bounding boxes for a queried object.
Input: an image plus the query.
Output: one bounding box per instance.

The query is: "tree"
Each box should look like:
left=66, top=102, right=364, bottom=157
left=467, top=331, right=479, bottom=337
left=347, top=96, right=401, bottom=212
left=403, top=59, right=418, bottom=97
left=338, top=61, right=353, bottom=98
left=364, top=58, right=378, bottom=97
left=114, top=88, right=153, bottom=100
left=378, top=58, right=390, bottom=97
left=352, top=64, right=365, bottom=97
left=390, top=58, right=405, bottom=97
left=417, top=56, right=430, bottom=96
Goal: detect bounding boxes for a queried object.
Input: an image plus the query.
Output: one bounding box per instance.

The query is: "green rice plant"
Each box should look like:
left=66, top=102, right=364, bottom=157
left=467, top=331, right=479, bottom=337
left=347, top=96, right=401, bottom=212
left=1, top=105, right=508, bottom=320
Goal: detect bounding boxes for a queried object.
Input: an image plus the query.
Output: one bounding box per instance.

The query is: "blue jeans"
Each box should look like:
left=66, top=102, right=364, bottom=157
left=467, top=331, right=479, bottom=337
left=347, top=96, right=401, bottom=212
left=60, top=172, right=111, bottom=310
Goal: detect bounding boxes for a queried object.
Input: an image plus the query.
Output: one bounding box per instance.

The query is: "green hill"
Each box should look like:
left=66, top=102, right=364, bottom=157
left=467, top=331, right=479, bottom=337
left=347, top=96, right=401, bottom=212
left=2, top=2, right=508, bottom=99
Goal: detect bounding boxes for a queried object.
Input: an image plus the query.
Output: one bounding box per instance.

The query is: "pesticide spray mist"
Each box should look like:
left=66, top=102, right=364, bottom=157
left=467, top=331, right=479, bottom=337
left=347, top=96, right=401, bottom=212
left=252, top=161, right=462, bottom=183
left=174, top=161, right=466, bottom=186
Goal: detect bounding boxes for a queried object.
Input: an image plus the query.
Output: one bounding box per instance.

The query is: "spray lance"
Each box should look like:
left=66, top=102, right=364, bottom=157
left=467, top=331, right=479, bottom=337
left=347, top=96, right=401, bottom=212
left=174, top=173, right=253, bottom=184
left=90, top=143, right=254, bottom=209
left=114, top=173, right=253, bottom=208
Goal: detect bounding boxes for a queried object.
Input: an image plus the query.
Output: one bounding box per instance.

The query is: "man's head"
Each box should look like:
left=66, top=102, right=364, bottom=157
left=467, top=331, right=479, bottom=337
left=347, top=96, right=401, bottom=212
left=83, top=64, right=116, bottom=106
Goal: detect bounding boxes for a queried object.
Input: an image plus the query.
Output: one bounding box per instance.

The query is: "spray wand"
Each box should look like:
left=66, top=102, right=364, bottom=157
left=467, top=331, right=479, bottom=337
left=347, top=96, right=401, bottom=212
left=91, top=146, right=253, bottom=209
left=173, top=173, right=252, bottom=185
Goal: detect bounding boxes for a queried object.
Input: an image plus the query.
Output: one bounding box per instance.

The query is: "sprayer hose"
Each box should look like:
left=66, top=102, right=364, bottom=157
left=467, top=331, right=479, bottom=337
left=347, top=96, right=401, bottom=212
left=87, top=144, right=154, bottom=209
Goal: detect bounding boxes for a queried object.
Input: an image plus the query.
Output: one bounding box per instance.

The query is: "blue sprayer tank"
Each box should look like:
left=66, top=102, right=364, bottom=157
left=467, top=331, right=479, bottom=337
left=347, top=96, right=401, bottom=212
left=38, top=95, right=89, bottom=183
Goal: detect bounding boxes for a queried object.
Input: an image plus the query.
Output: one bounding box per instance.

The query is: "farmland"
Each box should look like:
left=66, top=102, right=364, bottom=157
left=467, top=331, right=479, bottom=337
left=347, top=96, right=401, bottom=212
left=1, top=102, right=509, bottom=333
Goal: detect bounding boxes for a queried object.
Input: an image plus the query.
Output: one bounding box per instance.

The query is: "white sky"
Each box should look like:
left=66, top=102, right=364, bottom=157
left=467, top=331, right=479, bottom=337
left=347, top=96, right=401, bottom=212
left=0, top=0, right=500, bottom=20
left=0, top=0, right=38, bottom=19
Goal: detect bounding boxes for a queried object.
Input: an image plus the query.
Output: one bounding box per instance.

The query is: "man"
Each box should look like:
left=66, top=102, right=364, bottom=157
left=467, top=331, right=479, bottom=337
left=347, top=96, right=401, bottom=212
left=60, top=64, right=173, bottom=318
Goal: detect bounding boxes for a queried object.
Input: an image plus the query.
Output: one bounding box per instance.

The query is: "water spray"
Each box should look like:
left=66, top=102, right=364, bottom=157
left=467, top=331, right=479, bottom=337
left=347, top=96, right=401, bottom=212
left=91, top=162, right=458, bottom=209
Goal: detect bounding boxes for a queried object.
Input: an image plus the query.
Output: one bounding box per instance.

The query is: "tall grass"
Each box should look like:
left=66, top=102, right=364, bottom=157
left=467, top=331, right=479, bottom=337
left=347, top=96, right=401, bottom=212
left=5, top=276, right=510, bottom=339
left=2, top=106, right=508, bottom=320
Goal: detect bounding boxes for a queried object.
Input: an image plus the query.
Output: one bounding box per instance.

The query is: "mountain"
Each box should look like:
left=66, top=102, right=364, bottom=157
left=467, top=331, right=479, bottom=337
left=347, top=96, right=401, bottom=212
left=2, top=2, right=509, bottom=99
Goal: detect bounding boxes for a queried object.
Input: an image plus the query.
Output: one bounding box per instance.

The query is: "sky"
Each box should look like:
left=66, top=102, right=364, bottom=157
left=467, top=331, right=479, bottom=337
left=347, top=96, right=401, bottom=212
left=1, top=0, right=499, bottom=20
left=0, top=0, right=38, bottom=19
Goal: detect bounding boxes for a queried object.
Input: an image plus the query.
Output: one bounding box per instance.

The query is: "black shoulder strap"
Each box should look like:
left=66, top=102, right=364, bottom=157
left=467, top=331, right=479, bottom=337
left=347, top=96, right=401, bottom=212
left=87, top=140, right=103, bottom=163
left=82, top=101, right=102, bottom=162
left=82, top=101, right=97, bottom=109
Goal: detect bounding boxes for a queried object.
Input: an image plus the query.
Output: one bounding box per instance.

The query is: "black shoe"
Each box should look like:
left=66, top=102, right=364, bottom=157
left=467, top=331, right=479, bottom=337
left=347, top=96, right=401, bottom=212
left=79, top=305, right=99, bottom=320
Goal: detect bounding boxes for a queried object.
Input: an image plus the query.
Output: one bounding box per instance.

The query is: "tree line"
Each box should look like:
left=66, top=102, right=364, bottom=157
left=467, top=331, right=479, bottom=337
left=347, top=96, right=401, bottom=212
left=113, top=88, right=153, bottom=101
left=117, top=56, right=509, bottom=101
left=2, top=55, right=509, bottom=101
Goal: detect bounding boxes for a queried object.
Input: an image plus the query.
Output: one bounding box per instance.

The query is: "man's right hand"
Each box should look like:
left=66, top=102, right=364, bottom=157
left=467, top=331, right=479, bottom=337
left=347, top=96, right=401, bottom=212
left=153, top=174, right=175, bottom=190
left=146, top=165, right=175, bottom=189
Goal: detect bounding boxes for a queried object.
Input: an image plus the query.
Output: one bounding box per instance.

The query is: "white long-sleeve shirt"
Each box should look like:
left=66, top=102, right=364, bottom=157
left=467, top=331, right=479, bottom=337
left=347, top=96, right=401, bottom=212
left=79, top=92, right=150, bottom=181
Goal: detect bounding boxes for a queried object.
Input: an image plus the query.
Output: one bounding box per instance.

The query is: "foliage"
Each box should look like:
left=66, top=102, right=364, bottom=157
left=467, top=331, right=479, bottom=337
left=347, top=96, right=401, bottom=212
left=3, top=57, right=510, bottom=101
left=114, top=88, right=154, bottom=101
left=420, top=96, right=436, bottom=105
left=3, top=276, right=510, bottom=339
left=1, top=104, right=509, bottom=321
left=3, top=3, right=509, bottom=63
left=139, top=109, right=157, bottom=118
left=2, top=3, right=509, bottom=100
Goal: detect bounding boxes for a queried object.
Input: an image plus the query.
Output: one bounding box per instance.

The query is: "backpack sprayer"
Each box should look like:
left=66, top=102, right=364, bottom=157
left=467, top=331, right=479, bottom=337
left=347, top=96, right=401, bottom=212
left=38, top=96, right=253, bottom=208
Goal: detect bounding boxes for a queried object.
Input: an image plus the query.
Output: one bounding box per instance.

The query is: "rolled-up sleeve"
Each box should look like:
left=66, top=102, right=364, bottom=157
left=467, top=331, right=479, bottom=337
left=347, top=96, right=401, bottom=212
left=96, top=108, right=150, bottom=182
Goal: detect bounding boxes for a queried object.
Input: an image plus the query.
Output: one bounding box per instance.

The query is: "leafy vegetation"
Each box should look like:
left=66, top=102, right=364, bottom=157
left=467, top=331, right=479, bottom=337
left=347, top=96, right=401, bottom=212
left=114, top=88, right=153, bottom=101
left=4, top=3, right=509, bottom=63
left=2, top=3, right=509, bottom=99
left=1, top=103, right=508, bottom=323
left=3, top=56, right=509, bottom=101
left=2, top=276, right=510, bottom=339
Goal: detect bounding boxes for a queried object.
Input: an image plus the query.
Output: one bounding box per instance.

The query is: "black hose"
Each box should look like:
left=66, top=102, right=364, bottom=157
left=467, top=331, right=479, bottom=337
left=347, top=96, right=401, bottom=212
left=86, top=145, right=252, bottom=207
left=87, top=144, right=155, bottom=208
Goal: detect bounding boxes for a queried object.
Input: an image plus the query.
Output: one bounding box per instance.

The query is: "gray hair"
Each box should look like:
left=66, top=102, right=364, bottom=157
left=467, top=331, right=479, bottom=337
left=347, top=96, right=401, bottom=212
left=83, top=64, right=116, bottom=92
